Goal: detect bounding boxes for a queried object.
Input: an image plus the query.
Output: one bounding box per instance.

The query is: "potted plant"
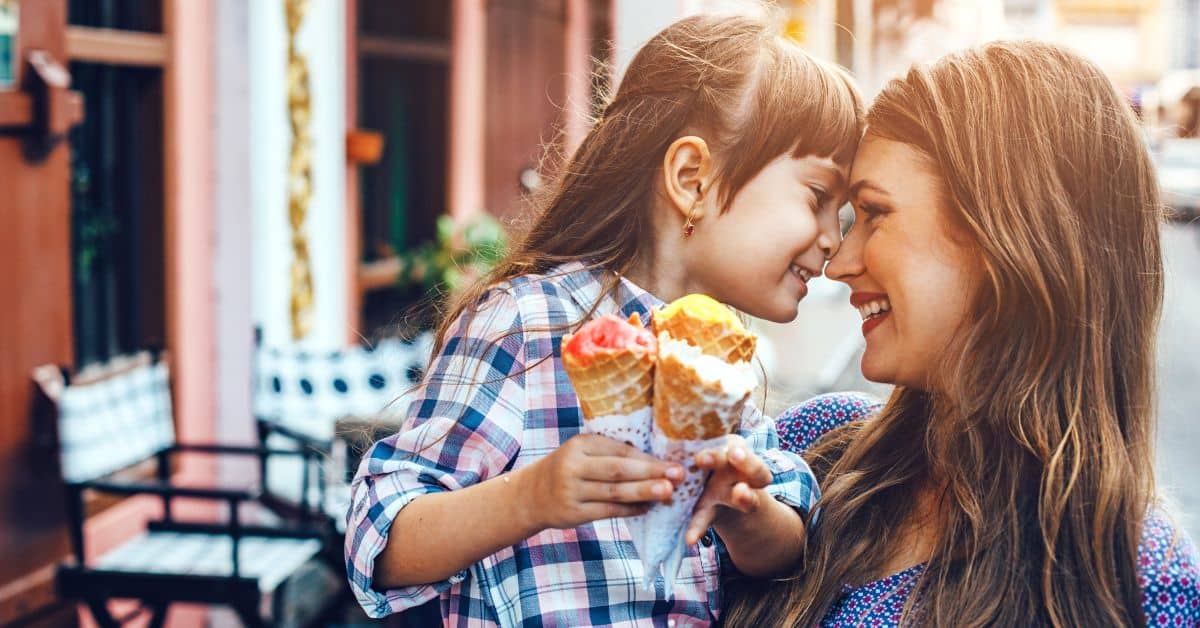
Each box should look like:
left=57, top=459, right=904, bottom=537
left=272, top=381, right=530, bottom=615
left=395, top=212, right=507, bottom=304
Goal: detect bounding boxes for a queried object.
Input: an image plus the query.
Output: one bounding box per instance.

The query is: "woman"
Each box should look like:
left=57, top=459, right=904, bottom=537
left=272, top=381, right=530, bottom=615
left=726, top=41, right=1199, bottom=626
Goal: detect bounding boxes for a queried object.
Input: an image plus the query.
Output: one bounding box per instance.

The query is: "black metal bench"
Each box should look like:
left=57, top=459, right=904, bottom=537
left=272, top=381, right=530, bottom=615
left=35, top=350, right=340, bottom=627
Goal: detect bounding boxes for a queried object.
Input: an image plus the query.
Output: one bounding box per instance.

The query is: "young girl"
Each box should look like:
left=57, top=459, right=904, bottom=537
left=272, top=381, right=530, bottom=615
left=345, top=11, right=863, bottom=626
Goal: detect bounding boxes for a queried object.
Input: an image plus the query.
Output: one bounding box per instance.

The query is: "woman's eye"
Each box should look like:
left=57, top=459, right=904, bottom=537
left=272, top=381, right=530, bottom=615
left=860, top=202, right=887, bottom=225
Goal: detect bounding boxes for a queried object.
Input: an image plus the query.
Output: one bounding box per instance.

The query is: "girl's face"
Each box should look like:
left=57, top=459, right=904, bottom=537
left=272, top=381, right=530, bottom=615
left=686, top=153, right=846, bottom=323
left=826, top=135, right=982, bottom=390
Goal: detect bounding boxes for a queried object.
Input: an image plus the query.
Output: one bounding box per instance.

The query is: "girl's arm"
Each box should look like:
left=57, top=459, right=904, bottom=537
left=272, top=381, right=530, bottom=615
left=376, top=434, right=681, bottom=587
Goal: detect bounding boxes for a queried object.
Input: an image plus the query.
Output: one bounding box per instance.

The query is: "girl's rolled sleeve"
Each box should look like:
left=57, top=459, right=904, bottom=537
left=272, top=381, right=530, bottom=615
left=738, top=404, right=820, bottom=514
left=344, top=289, right=527, bottom=618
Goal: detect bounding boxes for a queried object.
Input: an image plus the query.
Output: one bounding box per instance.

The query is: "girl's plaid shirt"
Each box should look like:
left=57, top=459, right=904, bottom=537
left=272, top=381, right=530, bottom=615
left=345, top=261, right=819, bottom=627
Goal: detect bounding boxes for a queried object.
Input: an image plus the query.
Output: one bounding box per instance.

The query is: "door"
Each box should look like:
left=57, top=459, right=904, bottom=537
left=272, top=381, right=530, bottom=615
left=485, top=0, right=568, bottom=220
left=0, top=0, right=82, bottom=624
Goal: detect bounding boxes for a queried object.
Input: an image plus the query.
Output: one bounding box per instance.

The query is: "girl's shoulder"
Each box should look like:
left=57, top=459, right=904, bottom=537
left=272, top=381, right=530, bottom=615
left=489, top=263, right=598, bottom=315
left=1139, top=508, right=1200, bottom=624
left=775, top=392, right=884, bottom=454
left=468, top=267, right=583, bottom=325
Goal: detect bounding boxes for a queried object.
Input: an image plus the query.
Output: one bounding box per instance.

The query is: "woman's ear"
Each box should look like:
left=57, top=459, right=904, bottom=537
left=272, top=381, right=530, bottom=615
left=662, top=136, right=714, bottom=222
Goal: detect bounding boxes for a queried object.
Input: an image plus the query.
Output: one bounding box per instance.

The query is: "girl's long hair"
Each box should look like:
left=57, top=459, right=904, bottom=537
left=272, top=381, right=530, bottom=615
left=726, top=40, right=1164, bottom=627
left=431, top=10, right=863, bottom=354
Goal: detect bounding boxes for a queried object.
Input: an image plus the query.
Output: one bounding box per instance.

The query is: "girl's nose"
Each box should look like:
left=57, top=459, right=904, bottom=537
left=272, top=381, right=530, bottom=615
left=817, top=232, right=839, bottom=262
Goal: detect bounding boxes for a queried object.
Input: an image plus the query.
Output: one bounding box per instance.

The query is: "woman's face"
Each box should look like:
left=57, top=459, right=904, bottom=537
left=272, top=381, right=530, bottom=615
left=826, top=135, right=982, bottom=390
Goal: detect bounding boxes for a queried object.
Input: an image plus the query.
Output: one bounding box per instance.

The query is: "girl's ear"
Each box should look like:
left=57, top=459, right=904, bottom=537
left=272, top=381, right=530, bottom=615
left=662, top=136, right=714, bottom=222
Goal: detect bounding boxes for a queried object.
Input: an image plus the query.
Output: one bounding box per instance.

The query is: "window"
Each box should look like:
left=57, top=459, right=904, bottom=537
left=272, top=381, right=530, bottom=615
left=67, top=0, right=167, bottom=366
left=0, top=1, right=16, bottom=89
left=357, top=2, right=451, bottom=334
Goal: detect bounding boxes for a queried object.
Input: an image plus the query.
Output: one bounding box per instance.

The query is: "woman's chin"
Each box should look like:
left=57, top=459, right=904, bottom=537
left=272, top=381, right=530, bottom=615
left=859, top=355, right=894, bottom=385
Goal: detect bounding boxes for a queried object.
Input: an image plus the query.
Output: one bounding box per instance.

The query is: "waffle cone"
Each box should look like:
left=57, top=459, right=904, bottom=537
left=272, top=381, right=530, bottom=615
left=652, top=351, right=749, bottom=440
left=562, top=342, right=654, bottom=420
left=652, top=311, right=756, bottom=364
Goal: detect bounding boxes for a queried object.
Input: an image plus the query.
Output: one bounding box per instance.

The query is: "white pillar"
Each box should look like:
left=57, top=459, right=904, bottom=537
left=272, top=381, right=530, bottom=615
left=214, top=0, right=254, bottom=445
left=249, top=0, right=347, bottom=350
left=852, top=0, right=874, bottom=91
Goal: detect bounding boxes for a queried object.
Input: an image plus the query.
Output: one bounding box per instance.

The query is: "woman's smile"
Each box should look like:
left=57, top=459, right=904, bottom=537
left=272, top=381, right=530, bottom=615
left=851, top=292, right=892, bottom=336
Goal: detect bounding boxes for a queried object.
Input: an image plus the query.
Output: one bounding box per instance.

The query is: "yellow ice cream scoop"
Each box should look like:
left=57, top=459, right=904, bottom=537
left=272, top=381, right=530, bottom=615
left=652, top=294, right=755, bottom=363
left=656, top=294, right=741, bottom=329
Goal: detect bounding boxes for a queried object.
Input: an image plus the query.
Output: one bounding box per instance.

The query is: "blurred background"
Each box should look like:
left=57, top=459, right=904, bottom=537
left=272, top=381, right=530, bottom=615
left=0, top=0, right=1197, bottom=626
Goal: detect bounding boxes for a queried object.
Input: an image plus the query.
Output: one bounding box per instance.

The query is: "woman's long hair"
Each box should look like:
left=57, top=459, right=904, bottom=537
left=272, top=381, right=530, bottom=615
left=429, top=10, right=863, bottom=354
left=726, top=40, right=1164, bottom=627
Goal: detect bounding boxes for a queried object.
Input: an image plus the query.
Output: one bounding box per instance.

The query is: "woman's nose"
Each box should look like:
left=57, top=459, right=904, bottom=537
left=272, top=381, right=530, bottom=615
left=825, top=230, right=863, bottom=282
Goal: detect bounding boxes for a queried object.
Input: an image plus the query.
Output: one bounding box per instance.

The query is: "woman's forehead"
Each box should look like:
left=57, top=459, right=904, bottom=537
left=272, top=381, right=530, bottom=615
left=849, top=137, right=939, bottom=195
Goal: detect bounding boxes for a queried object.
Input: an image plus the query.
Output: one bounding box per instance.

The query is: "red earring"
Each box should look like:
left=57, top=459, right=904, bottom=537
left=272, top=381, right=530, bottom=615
left=682, top=206, right=698, bottom=238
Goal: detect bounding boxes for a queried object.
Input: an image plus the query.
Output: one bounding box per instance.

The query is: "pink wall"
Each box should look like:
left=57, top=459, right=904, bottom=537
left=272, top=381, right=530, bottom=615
left=564, top=0, right=593, bottom=154
left=448, top=0, right=487, bottom=220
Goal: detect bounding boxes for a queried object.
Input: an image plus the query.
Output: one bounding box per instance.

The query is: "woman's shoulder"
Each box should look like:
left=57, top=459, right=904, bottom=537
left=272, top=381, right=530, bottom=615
left=775, top=392, right=884, bottom=454
left=1139, top=507, right=1200, bottom=625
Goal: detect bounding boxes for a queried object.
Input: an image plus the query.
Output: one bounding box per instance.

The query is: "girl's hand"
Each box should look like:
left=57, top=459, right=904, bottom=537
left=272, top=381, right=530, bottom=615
left=684, top=435, right=775, bottom=545
left=520, top=434, right=684, bottom=531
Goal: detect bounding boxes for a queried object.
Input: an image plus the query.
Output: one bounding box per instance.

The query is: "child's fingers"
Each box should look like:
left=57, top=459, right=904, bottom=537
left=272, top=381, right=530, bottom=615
left=728, top=481, right=762, bottom=512
left=727, top=446, right=773, bottom=488
left=694, top=447, right=728, bottom=471
left=576, top=433, right=664, bottom=463
left=581, top=457, right=683, bottom=483
left=581, top=478, right=674, bottom=504
left=584, top=502, right=652, bottom=521
left=685, top=504, right=718, bottom=546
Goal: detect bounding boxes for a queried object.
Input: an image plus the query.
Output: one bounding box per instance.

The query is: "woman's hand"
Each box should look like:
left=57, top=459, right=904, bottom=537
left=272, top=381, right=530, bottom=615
left=684, top=435, right=775, bottom=545
left=520, top=434, right=684, bottom=531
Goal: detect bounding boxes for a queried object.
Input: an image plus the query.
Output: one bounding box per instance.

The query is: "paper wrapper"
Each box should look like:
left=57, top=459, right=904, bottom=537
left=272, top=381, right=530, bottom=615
left=580, top=407, right=653, bottom=453
left=578, top=407, right=655, bottom=574
left=636, top=431, right=729, bottom=597
left=632, top=333, right=757, bottom=596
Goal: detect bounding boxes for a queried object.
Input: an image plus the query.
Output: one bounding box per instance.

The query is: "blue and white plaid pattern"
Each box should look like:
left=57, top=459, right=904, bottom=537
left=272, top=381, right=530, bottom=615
left=345, top=261, right=819, bottom=626
left=57, top=359, right=175, bottom=483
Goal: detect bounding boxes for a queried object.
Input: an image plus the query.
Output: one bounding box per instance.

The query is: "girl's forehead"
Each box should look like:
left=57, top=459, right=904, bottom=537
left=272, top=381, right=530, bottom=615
left=799, top=155, right=848, bottom=184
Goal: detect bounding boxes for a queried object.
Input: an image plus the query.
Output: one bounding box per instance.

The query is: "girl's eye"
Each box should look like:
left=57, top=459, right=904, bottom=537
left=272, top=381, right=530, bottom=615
left=810, top=186, right=830, bottom=208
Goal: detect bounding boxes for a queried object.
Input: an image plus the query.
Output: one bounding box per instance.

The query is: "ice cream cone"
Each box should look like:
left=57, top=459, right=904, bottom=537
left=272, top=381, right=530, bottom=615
left=561, top=313, right=657, bottom=449
left=561, top=337, right=654, bottom=419
left=651, top=294, right=756, bottom=363
left=652, top=343, right=751, bottom=440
